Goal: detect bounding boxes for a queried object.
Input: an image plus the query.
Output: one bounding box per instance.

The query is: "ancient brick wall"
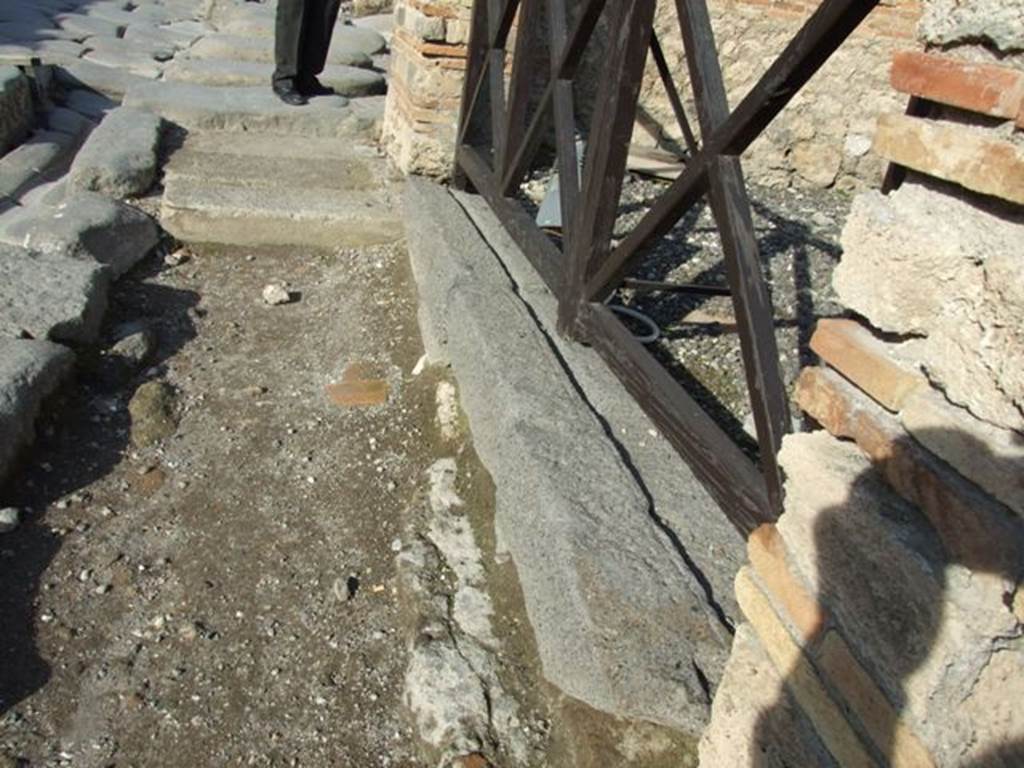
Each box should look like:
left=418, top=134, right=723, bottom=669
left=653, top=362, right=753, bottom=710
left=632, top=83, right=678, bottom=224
left=382, top=0, right=922, bottom=191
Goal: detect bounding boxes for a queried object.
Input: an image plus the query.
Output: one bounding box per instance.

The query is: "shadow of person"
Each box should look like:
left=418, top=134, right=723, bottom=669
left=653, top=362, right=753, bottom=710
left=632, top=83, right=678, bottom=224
left=0, top=255, right=200, bottom=716
left=748, top=427, right=1023, bottom=767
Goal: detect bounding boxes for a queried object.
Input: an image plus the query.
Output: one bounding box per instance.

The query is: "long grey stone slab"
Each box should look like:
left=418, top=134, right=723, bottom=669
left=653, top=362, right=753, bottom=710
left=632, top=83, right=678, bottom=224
left=0, top=39, right=85, bottom=66
left=65, top=88, right=117, bottom=120
left=187, top=32, right=373, bottom=68
left=124, top=81, right=382, bottom=138
left=83, top=33, right=175, bottom=62
left=121, top=22, right=196, bottom=55
left=402, top=179, right=737, bottom=734
left=55, top=59, right=153, bottom=98
left=0, top=130, right=77, bottom=204
left=68, top=106, right=163, bottom=199
left=1, top=191, right=159, bottom=276
left=0, top=23, right=81, bottom=43
left=0, top=65, right=32, bottom=157
left=0, top=337, right=75, bottom=486
left=54, top=12, right=123, bottom=40
left=0, top=242, right=109, bottom=343
left=161, top=176, right=402, bottom=248
left=163, top=57, right=385, bottom=96
left=172, top=129, right=369, bottom=161
left=82, top=47, right=164, bottom=79
left=164, top=146, right=380, bottom=191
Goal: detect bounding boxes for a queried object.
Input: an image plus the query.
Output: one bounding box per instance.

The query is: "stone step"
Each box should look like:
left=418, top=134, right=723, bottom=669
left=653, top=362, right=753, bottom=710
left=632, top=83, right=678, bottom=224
left=160, top=177, right=402, bottom=248
left=172, top=129, right=372, bottom=161
left=163, top=58, right=385, bottom=96
left=124, top=81, right=381, bottom=138
left=0, top=337, right=75, bottom=486
left=187, top=32, right=374, bottom=68
left=0, top=130, right=79, bottom=205
left=164, top=146, right=383, bottom=191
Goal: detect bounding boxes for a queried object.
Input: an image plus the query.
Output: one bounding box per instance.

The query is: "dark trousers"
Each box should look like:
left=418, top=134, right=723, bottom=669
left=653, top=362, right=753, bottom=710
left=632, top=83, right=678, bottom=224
left=273, top=0, right=342, bottom=86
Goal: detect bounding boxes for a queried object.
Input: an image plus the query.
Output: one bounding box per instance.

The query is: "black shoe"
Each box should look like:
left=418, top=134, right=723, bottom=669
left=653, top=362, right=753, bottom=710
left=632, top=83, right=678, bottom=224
left=299, top=77, right=335, bottom=97
left=272, top=81, right=307, bottom=106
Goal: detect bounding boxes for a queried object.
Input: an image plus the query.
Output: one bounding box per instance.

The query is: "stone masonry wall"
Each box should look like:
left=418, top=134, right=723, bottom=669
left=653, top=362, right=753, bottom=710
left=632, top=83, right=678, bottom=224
left=382, top=0, right=921, bottom=191
left=700, top=2, right=1024, bottom=764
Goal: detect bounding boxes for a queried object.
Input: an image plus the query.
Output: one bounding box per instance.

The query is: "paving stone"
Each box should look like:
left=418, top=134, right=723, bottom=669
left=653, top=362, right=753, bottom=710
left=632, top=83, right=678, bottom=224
left=161, top=177, right=401, bottom=248
left=2, top=191, right=159, bottom=276
left=4, top=38, right=85, bottom=65
left=163, top=58, right=385, bottom=95
left=172, top=128, right=370, bottom=161
left=159, top=19, right=209, bottom=42
left=0, top=130, right=77, bottom=204
left=68, top=106, right=163, bottom=199
left=44, top=105, right=96, bottom=139
left=17, top=176, right=66, bottom=207
left=55, top=59, right=153, bottom=99
left=83, top=33, right=175, bottom=62
left=82, top=47, right=164, bottom=79
left=85, top=4, right=178, bottom=27
left=124, top=81, right=384, bottom=138
left=65, top=88, right=117, bottom=120
left=0, top=242, right=109, bottom=343
left=0, top=23, right=81, bottom=43
left=0, top=337, right=75, bottom=485
left=55, top=12, right=123, bottom=40
left=187, top=32, right=373, bottom=67
left=219, top=17, right=387, bottom=55
left=121, top=23, right=194, bottom=56
left=874, top=113, right=1024, bottom=205
left=0, top=65, right=32, bottom=157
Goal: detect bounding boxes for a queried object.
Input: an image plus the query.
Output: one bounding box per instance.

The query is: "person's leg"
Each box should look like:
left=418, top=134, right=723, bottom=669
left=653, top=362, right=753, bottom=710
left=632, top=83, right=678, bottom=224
left=273, top=0, right=308, bottom=103
left=297, top=0, right=342, bottom=91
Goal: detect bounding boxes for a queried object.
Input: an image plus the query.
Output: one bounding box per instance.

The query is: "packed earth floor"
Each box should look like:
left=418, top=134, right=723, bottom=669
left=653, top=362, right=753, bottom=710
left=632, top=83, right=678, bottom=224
left=1, top=241, right=437, bottom=766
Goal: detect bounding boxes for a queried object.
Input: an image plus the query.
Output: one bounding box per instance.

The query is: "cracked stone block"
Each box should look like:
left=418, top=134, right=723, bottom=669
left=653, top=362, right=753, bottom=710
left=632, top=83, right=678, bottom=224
left=0, top=337, right=75, bottom=485
left=835, top=182, right=1024, bottom=433
left=1, top=191, right=159, bottom=277
left=0, top=65, right=32, bottom=158
left=0, top=242, right=109, bottom=344
left=68, top=106, right=163, bottom=199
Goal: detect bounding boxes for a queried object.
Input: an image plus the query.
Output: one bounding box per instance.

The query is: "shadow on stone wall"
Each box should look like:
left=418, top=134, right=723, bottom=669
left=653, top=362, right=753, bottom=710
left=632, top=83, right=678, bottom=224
left=751, top=428, right=1024, bottom=767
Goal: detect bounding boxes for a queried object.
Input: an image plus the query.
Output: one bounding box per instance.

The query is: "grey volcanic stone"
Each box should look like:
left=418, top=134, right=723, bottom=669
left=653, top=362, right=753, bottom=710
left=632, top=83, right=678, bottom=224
left=0, top=130, right=77, bottom=204
left=68, top=106, right=163, bottom=199
left=123, top=82, right=384, bottom=139
left=0, top=338, right=74, bottom=485
left=66, top=89, right=117, bottom=120
left=163, top=58, right=385, bottom=96
left=55, top=12, right=123, bottom=40
left=402, top=180, right=736, bottom=733
left=1, top=191, right=159, bottom=276
left=188, top=33, right=373, bottom=67
left=0, top=65, right=32, bottom=157
left=82, top=47, right=164, bottom=79
left=44, top=106, right=96, bottom=140
left=0, top=243, right=109, bottom=343
left=55, top=60, right=153, bottom=99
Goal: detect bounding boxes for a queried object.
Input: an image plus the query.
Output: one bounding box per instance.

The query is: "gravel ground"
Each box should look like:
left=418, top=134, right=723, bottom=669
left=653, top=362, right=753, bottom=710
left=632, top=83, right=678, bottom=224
left=520, top=167, right=851, bottom=454
left=0, top=240, right=437, bottom=767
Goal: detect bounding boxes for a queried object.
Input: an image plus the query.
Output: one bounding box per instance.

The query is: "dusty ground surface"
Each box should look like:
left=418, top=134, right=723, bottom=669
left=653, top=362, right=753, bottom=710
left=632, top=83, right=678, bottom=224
left=0, top=239, right=445, bottom=767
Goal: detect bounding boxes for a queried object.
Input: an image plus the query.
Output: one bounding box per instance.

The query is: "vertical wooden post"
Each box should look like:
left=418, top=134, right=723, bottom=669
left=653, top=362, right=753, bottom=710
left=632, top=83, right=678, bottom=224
left=453, top=0, right=491, bottom=189
left=557, top=0, right=658, bottom=337
left=676, top=0, right=790, bottom=516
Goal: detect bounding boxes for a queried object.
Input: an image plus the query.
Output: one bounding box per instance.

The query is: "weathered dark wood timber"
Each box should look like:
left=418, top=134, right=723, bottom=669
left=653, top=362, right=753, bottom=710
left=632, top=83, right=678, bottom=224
left=452, top=0, right=879, bottom=530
